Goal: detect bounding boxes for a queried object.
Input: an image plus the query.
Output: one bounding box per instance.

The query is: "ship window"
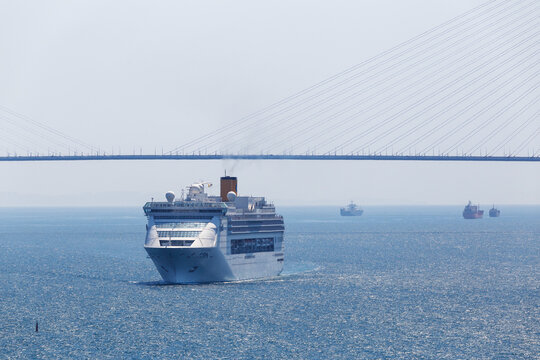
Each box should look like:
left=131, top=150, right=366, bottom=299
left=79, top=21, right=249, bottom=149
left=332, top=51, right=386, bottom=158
left=229, top=225, right=284, bottom=233
left=155, top=222, right=207, bottom=229
left=159, top=240, right=195, bottom=246
left=153, top=216, right=214, bottom=220
left=157, top=230, right=202, bottom=238
left=229, top=219, right=284, bottom=226
left=231, top=238, right=274, bottom=254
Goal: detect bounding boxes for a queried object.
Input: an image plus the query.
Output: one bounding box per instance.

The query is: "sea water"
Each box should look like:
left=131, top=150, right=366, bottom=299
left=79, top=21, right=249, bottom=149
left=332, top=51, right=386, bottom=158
left=0, top=206, right=538, bottom=359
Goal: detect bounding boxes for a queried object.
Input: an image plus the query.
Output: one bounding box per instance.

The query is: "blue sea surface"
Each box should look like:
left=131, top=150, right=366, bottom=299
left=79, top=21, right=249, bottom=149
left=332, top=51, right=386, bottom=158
left=0, top=206, right=538, bottom=359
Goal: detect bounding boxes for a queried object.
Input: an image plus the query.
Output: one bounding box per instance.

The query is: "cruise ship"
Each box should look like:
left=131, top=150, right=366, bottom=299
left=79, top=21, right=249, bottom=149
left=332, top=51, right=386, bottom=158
left=143, top=176, right=285, bottom=283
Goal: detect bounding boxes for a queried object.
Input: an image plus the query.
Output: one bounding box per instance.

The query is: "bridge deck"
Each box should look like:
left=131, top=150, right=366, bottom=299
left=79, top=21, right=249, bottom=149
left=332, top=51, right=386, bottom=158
left=0, top=154, right=538, bottom=162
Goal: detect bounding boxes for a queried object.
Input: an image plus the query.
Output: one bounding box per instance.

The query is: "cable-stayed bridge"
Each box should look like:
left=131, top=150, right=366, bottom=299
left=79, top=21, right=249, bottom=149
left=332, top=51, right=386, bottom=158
left=0, top=0, right=538, bottom=163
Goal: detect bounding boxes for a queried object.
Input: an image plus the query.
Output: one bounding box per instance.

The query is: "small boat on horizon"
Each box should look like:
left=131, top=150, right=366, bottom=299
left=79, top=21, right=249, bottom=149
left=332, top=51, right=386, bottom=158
left=340, top=201, right=364, bottom=216
left=489, top=205, right=501, bottom=217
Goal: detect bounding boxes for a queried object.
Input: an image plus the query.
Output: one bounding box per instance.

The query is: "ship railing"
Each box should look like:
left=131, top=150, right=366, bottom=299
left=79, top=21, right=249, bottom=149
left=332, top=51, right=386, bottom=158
left=227, top=214, right=283, bottom=220
left=144, top=201, right=226, bottom=209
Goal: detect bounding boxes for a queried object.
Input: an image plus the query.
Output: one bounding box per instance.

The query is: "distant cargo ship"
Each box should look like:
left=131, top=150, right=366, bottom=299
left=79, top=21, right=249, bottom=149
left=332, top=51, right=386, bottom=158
left=489, top=205, right=501, bottom=217
left=340, top=201, right=363, bottom=216
left=463, top=201, right=484, bottom=219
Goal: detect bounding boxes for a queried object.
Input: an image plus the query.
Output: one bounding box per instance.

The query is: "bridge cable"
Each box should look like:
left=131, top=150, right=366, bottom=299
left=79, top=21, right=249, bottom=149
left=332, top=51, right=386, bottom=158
left=194, top=1, right=536, bottom=154
left=290, top=14, right=539, bottom=154
left=371, top=48, right=540, bottom=155
left=242, top=4, right=538, bottom=154
left=454, top=95, right=540, bottom=155
left=355, top=67, right=539, bottom=155
left=0, top=105, right=97, bottom=153
left=323, top=33, right=539, bottom=154
left=489, top=110, right=540, bottom=155
left=511, top=117, right=539, bottom=155
left=443, top=82, right=540, bottom=155
left=0, top=114, right=84, bottom=153
left=420, top=73, right=539, bottom=155
left=168, top=0, right=511, bottom=154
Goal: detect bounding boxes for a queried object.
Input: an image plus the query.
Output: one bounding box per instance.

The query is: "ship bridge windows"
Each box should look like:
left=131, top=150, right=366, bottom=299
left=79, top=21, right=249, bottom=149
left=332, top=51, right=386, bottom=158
left=155, top=222, right=208, bottom=229
left=231, top=238, right=274, bottom=254
left=157, top=230, right=202, bottom=238
left=153, top=216, right=214, bottom=220
left=159, top=240, right=194, bottom=247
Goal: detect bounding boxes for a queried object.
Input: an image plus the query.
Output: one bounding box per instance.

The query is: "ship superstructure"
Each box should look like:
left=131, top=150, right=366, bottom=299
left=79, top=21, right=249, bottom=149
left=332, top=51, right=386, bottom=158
left=463, top=201, right=484, bottom=219
left=143, top=176, right=284, bottom=283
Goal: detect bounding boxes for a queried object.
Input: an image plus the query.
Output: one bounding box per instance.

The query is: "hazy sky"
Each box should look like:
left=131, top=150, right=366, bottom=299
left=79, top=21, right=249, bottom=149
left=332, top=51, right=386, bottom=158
left=0, top=0, right=538, bottom=206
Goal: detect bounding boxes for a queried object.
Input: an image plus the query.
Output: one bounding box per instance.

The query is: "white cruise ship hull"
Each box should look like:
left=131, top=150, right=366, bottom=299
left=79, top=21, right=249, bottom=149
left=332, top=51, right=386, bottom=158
left=145, top=246, right=284, bottom=284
